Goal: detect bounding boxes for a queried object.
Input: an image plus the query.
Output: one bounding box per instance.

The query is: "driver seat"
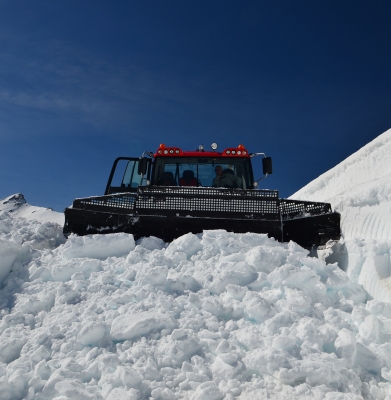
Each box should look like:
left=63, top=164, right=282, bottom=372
left=158, top=172, right=177, bottom=186
left=179, top=170, right=198, bottom=186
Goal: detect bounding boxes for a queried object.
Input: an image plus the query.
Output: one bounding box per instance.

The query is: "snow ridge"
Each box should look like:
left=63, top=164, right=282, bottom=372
left=0, top=193, right=64, bottom=225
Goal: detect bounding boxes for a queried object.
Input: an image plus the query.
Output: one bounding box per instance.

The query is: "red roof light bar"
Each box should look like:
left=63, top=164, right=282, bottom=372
left=222, top=144, right=248, bottom=156
left=154, top=144, right=249, bottom=157
left=156, top=144, right=183, bottom=156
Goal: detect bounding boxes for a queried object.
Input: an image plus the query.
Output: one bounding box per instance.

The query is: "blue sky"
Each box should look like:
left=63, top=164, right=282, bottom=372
left=1, top=1, right=391, bottom=211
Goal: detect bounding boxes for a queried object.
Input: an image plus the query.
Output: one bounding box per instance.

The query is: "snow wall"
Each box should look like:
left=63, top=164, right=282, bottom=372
left=291, top=128, right=391, bottom=302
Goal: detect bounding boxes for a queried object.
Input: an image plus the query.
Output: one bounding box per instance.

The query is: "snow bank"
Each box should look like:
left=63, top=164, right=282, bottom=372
left=2, top=207, right=391, bottom=399
left=292, top=128, right=391, bottom=301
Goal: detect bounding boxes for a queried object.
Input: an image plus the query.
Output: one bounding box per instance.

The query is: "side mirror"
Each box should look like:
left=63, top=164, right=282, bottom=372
left=138, top=157, right=148, bottom=175
left=263, top=157, right=272, bottom=175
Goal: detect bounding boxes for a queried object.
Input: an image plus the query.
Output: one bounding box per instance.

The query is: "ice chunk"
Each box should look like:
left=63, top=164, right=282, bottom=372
left=0, top=337, right=27, bottom=363
left=55, top=379, right=96, bottom=399
left=110, top=312, right=177, bottom=341
left=246, top=245, right=288, bottom=274
left=244, top=347, right=291, bottom=376
left=359, top=314, right=381, bottom=344
left=334, top=328, right=357, bottom=367
left=62, top=233, right=135, bottom=259
left=355, top=342, right=384, bottom=373
left=381, top=367, right=391, bottom=381
left=0, top=240, right=21, bottom=284
left=205, top=260, right=257, bottom=294
left=242, top=292, right=276, bottom=323
left=106, top=388, right=140, bottom=400
left=276, top=353, right=342, bottom=386
left=136, top=236, right=166, bottom=251
left=23, top=221, right=66, bottom=250
left=211, top=353, right=245, bottom=380
left=0, top=211, right=12, bottom=234
left=190, top=381, right=224, bottom=400
left=77, top=321, right=106, bottom=345
left=51, top=260, right=81, bottom=282
left=165, top=233, right=202, bottom=259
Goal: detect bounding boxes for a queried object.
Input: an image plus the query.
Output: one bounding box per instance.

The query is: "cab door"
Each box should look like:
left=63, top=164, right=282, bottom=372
left=105, top=157, right=152, bottom=195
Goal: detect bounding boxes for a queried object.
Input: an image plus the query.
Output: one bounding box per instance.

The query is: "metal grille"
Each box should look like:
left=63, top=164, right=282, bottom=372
left=74, top=193, right=137, bottom=211
left=136, top=187, right=279, bottom=216
left=71, top=187, right=334, bottom=222
left=280, top=199, right=332, bottom=220
left=137, top=186, right=279, bottom=198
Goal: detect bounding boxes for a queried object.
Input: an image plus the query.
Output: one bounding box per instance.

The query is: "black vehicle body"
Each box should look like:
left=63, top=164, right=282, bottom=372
left=64, top=144, right=340, bottom=249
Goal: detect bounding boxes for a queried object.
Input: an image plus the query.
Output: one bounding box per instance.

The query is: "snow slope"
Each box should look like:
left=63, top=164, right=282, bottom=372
left=1, top=195, right=391, bottom=399
left=291, top=128, right=391, bottom=302
left=0, top=194, right=64, bottom=226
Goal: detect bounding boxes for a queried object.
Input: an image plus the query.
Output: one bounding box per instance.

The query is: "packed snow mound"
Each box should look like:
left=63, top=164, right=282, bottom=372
left=0, top=194, right=66, bottom=286
left=0, top=194, right=64, bottom=226
left=3, top=209, right=391, bottom=399
left=291, top=128, right=391, bottom=241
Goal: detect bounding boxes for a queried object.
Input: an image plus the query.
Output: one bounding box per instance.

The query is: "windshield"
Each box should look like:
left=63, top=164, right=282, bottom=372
left=153, top=157, right=253, bottom=189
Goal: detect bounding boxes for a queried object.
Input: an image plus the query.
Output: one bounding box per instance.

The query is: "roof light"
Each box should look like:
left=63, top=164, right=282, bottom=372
left=217, top=146, right=249, bottom=157
left=175, top=149, right=180, bottom=154
left=238, top=144, right=245, bottom=149
left=211, top=142, right=218, bottom=150
left=198, top=144, right=204, bottom=152
left=169, top=149, right=174, bottom=154
left=164, top=149, right=168, bottom=154
left=159, top=143, right=166, bottom=149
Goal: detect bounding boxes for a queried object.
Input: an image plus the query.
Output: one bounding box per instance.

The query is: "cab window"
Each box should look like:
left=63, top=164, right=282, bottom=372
left=153, top=157, right=253, bottom=188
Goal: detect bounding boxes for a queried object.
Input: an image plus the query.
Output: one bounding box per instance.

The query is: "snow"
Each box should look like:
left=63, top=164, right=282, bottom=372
left=291, top=128, right=391, bottom=241
left=62, top=234, right=135, bottom=260
left=291, top=128, right=391, bottom=302
left=0, top=194, right=64, bottom=226
left=0, top=209, right=386, bottom=399
left=1, top=128, right=391, bottom=399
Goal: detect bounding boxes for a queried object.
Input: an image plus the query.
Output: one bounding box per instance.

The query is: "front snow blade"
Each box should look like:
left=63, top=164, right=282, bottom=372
left=280, top=198, right=340, bottom=248
left=63, top=188, right=340, bottom=248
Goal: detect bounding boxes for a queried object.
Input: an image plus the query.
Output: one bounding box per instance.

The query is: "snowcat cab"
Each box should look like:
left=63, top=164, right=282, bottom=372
left=63, top=143, right=340, bottom=249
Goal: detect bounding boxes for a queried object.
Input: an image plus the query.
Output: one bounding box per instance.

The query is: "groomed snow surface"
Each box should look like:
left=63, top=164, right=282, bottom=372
left=291, top=128, right=391, bottom=303
left=2, top=196, right=391, bottom=399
